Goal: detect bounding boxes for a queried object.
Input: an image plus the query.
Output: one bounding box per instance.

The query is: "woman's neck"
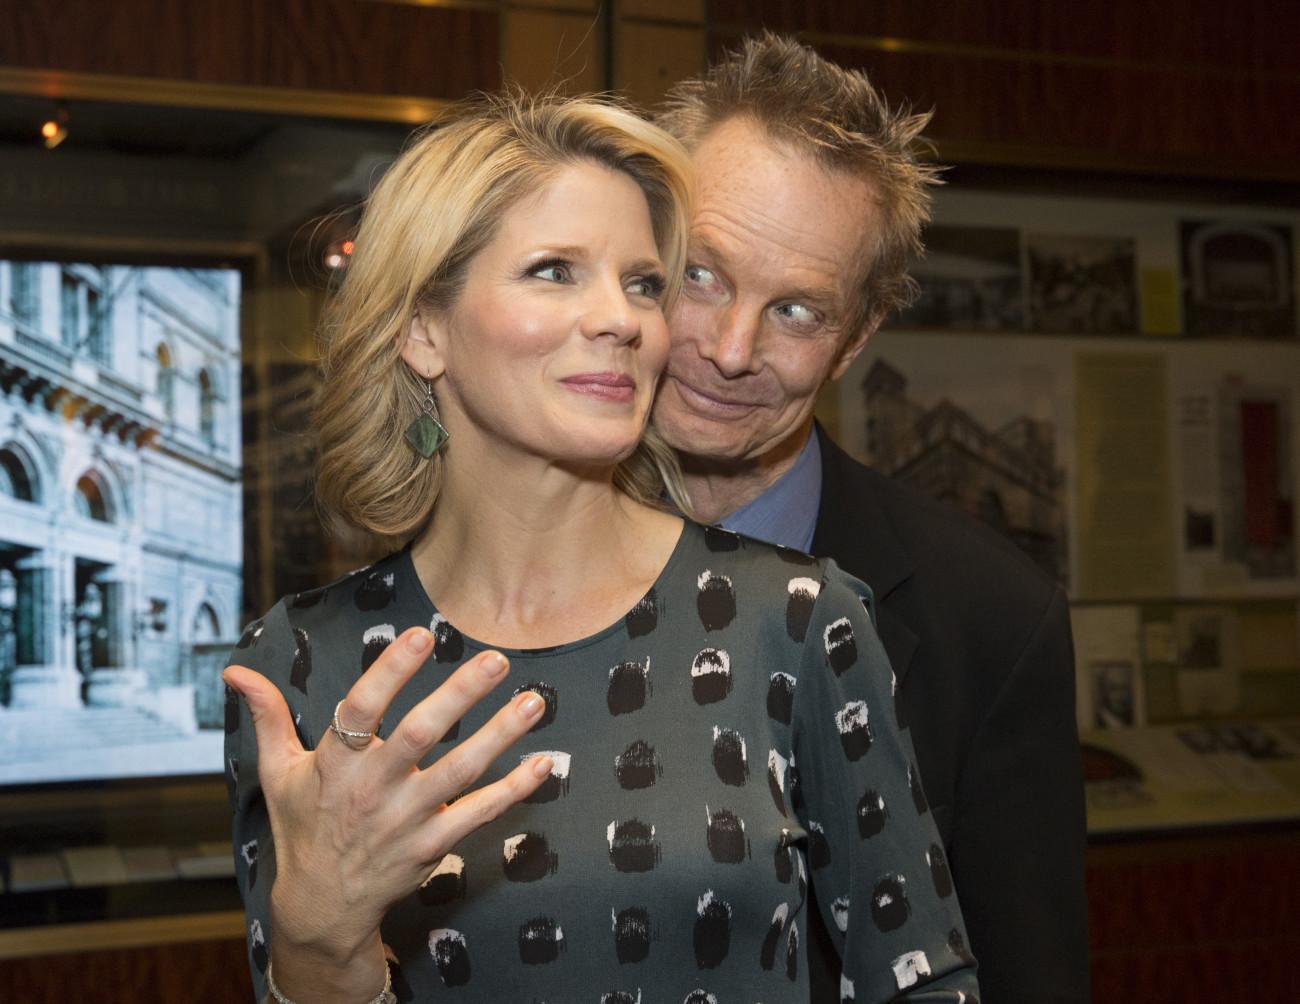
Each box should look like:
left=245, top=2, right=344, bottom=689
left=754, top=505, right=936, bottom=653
left=408, top=451, right=681, bottom=649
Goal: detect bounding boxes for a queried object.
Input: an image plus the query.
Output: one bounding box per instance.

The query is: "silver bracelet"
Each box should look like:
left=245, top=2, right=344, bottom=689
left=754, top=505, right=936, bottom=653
left=266, top=960, right=396, bottom=1004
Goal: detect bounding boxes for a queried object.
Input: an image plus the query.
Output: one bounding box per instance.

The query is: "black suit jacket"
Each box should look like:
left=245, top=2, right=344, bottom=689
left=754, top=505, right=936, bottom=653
left=806, top=425, right=1090, bottom=1003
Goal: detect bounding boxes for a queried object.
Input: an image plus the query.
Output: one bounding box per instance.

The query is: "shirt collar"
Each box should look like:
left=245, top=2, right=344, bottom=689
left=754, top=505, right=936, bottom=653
left=716, top=429, right=822, bottom=552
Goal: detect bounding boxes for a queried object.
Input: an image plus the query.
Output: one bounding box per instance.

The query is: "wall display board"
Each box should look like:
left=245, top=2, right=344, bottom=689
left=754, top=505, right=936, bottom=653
left=823, top=186, right=1300, bottom=829
left=835, top=331, right=1300, bottom=602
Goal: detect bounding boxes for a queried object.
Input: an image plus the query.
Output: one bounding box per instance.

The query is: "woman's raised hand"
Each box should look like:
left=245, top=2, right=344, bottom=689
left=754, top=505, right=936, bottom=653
left=224, top=626, right=550, bottom=1003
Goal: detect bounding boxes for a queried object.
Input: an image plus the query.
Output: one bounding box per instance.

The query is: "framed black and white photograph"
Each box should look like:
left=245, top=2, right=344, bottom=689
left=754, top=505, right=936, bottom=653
left=1027, top=233, right=1139, bottom=334
left=1181, top=219, right=1297, bottom=338
left=840, top=338, right=1070, bottom=584
left=0, top=258, right=243, bottom=786
left=891, top=225, right=1024, bottom=331
left=1088, top=659, right=1140, bottom=729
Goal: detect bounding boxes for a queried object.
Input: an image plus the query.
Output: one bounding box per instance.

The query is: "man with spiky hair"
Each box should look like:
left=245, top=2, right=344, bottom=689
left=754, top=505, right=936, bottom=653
left=654, top=33, right=1089, bottom=1003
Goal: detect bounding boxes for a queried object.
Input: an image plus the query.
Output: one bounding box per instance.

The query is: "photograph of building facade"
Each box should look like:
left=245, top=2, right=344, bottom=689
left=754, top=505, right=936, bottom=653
left=859, top=356, right=1068, bottom=583
left=0, top=259, right=241, bottom=785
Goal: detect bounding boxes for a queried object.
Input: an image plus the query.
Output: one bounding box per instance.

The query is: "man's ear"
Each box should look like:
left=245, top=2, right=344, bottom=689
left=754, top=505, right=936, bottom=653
left=400, top=306, right=448, bottom=381
left=828, top=308, right=884, bottom=381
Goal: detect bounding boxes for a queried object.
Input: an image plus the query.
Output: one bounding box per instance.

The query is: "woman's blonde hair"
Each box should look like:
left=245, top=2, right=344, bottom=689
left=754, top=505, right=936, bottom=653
left=314, top=91, right=694, bottom=541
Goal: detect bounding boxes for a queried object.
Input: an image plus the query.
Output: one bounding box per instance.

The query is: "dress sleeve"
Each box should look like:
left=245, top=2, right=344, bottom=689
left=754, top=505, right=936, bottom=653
left=225, top=598, right=306, bottom=1003
left=790, top=564, right=980, bottom=1003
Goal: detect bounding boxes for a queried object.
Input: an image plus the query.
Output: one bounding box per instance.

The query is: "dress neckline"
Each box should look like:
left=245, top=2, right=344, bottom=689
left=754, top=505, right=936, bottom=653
left=398, top=517, right=692, bottom=658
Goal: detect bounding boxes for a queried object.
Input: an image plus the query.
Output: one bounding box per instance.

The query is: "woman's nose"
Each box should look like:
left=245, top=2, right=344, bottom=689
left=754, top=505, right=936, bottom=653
left=579, top=278, right=642, bottom=344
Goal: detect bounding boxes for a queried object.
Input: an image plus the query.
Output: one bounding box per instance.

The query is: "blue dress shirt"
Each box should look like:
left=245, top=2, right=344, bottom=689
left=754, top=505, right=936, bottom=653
left=717, top=429, right=822, bottom=553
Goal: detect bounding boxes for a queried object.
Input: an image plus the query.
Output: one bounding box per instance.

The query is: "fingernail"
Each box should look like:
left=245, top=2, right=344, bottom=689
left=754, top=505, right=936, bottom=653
left=518, top=692, right=545, bottom=719
left=482, top=652, right=509, bottom=680
left=533, top=755, right=553, bottom=779
left=406, top=628, right=432, bottom=653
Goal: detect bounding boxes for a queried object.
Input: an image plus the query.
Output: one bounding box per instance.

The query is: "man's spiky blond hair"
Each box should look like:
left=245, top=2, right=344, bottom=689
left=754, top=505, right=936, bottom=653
left=658, top=32, right=942, bottom=335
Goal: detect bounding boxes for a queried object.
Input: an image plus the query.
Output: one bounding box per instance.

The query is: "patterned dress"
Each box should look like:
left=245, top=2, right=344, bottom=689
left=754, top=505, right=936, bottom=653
left=226, top=521, right=979, bottom=1003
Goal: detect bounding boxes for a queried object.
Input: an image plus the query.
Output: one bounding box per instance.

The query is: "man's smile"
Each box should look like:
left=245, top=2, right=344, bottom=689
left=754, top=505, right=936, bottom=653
left=665, top=372, right=763, bottom=416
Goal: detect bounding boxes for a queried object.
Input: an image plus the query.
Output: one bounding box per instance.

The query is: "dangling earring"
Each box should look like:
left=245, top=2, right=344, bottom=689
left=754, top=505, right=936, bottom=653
left=403, top=376, right=449, bottom=459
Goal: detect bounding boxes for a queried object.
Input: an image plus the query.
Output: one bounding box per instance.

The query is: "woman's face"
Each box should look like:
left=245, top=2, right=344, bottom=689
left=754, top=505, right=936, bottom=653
left=406, top=161, right=670, bottom=472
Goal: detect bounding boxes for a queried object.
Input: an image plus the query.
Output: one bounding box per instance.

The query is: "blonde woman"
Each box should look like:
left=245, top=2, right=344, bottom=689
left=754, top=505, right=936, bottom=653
left=224, top=93, right=977, bottom=1004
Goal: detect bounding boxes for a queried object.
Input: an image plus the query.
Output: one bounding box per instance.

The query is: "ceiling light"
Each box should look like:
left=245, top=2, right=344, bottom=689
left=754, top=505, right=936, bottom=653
left=42, top=104, right=68, bottom=149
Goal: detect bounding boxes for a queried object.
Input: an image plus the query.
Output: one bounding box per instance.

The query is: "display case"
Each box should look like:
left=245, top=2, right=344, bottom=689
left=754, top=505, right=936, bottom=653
left=0, top=91, right=416, bottom=956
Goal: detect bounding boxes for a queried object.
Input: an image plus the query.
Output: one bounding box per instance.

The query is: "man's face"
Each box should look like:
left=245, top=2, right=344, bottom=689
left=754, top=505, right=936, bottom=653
left=654, top=117, right=882, bottom=467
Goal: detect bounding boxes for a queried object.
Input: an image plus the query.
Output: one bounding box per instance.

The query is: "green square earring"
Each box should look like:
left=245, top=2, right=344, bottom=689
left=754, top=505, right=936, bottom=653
left=404, top=377, right=449, bottom=459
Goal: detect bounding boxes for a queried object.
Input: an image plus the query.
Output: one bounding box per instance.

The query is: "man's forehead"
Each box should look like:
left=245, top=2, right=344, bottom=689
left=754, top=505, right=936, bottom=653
left=691, top=122, right=877, bottom=229
left=689, top=114, right=805, bottom=169
left=691, top=116, right=877, bottom=194
left=686, top=123, right=878, bottom=304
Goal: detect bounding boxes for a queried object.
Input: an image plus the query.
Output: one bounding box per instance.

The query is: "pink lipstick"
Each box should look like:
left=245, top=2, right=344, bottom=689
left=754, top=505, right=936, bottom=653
left=561, top=372, right=636, bottom=403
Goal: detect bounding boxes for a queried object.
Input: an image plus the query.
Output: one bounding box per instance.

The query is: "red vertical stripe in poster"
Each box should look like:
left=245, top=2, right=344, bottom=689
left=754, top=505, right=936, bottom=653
left=1240, top=400, right=1279, bottom=548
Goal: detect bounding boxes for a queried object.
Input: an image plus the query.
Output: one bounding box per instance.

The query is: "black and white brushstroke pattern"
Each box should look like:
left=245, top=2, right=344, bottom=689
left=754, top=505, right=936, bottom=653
left=691, top=648, right=732, bottom=705
left=696, top=571, right=736, bottom=631
left=225, top=522, right=973, bottom=1001
left=419, top=854, right=466, bottom=905
left=429, top=929, right=471, bottom=986
left=361, top=623, right=394, bottom=673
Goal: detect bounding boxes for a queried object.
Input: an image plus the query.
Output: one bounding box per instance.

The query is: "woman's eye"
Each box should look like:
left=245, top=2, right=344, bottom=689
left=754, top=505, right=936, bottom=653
left=684, top=264, right=714, bottom=287
left=775, top=302, right=818, bottom=325
left=626, top=275, right=666, bottom=300
left=531, top=263, right=570, bottom=283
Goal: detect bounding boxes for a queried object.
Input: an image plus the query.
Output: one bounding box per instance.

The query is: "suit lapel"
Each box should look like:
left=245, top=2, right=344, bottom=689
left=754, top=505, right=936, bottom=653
left=810, top=424, right=919, bottom=688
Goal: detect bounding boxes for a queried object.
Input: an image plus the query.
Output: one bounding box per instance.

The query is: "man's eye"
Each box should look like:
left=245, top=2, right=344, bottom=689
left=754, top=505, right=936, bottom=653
left=531, top=263, right=570, bottom=283
left=684, top=264, right=714, bottom=286
left=775, top=303, right=818, bottom=324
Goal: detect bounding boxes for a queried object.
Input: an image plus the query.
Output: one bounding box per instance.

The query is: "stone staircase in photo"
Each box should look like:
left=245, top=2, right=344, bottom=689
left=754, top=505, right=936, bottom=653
left=0, top=705, right=194, bottom=763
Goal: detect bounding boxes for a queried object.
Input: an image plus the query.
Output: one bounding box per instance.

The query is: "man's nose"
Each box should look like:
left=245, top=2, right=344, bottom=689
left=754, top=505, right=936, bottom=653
left=702, top=305, right=760, bottom=377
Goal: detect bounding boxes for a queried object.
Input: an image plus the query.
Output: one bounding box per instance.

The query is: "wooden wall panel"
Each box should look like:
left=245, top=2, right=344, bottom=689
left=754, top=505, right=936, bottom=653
left=0, top=938, right=253, bottom=1004
left=5, top=0, right=1295, bottom=178
left=796, top=44, right=1300, bottom=178
left=615, top=23, right=708, bottom=107
left=1, top=0, right=499, bottom=99
left=708, top=1, right=1300, bottom=180
left=502, top=8, right=602, bottom=94
left=710, top=0, right=1295, bottom=71
left=1087, top=830, right=1300, bottom=1002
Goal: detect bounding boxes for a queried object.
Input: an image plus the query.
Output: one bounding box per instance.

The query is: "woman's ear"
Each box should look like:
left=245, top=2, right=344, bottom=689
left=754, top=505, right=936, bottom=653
left=400, top=306, right=448, bottom=380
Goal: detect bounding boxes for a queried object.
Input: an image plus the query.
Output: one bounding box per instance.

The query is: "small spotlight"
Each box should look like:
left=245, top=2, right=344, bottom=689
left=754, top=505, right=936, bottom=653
left=324, top=239, right=355, bottom=270
left=42, top=104, right=68, bottom=149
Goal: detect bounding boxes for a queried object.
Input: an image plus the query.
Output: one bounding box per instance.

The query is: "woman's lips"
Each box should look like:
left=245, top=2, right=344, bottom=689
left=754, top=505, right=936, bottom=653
left=561, top=372, right=636, bottom=402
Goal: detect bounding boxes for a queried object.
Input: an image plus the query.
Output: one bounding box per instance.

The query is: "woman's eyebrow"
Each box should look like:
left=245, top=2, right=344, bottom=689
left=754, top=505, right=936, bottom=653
left=525, top=244, right=587, bottom=260
left=525, top=245, right=663, bottom=272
